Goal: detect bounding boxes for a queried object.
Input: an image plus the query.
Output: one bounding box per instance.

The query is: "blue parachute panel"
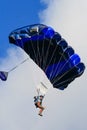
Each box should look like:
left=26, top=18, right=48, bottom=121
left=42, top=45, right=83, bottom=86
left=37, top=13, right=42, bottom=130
left=45, top=54, right=81, bottom=80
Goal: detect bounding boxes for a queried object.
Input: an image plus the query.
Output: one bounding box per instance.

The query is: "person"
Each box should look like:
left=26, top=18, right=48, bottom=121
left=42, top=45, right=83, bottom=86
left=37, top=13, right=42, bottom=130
left=34, top=95, right=45, bottom=116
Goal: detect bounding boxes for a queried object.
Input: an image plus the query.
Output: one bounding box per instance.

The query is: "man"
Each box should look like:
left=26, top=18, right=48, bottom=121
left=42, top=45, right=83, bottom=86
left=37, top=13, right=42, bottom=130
left=34, top=95, right=45, bottom=116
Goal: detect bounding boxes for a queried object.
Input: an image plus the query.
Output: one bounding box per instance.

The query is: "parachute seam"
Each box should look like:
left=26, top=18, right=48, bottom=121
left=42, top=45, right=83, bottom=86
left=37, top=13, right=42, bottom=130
left=49, top=39, right=67, bottom=80
left=52, top=62, right=78, bottom=85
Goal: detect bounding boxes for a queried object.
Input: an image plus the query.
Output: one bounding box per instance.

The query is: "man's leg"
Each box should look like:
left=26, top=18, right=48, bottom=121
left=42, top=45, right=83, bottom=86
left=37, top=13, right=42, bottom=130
left=37, top=102, right=45, bottom=116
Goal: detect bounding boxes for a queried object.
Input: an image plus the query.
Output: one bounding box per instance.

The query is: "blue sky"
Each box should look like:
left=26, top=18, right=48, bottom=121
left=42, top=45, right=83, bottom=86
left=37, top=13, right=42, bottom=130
left=0, top=0, right=46, bottom=57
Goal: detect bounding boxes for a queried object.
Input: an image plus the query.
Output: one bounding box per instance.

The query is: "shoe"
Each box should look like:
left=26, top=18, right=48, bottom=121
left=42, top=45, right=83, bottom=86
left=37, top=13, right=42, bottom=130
left=38, top=113, right=43, bottom=116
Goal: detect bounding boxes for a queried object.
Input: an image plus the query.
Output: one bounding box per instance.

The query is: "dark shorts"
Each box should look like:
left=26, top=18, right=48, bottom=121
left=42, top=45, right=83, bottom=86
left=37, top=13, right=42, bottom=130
left=35, top=103, right=38, bottom=108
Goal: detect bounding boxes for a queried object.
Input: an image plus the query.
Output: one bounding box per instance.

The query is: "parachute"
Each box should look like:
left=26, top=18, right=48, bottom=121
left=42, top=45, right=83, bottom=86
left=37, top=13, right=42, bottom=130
left=8, top=24, right=85, bottom=91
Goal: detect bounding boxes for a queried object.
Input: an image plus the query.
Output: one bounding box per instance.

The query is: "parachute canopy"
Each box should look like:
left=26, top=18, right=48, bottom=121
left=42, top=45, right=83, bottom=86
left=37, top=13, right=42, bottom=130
left=9, top=24, right=85, bottom=90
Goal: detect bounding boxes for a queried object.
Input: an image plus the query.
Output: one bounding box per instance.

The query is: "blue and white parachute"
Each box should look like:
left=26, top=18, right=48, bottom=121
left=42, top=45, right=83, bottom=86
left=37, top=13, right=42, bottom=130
left=1, top=24, right=85, bottom=91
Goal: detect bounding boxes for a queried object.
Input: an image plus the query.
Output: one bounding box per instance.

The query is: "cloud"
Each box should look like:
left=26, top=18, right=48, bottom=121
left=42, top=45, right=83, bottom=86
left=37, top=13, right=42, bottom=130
left=0, top=0, right=87, bottom=130
left=0, top=48, right=36, bottom=129
left=0, top=47, right=51, bottom=130
left=39, top=0, right=87, bottom=130
left=39, top=0, right=87, bottom=62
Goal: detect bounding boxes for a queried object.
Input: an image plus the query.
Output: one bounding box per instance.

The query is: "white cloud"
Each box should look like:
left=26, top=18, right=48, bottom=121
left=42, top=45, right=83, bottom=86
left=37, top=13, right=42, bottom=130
left=0, top=0, right=87, bottom=130
left=39, top=0, right=87, bottom=130
left=0, top=47, right=51, bottom=130
left=39, top=0, right=87, bottom=62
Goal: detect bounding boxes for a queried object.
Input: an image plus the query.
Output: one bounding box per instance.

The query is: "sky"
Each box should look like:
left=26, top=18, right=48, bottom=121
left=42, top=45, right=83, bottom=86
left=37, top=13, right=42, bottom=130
left=0, top=0, right=87, bottom=130
left=0, top=0, right=45, bottom=58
